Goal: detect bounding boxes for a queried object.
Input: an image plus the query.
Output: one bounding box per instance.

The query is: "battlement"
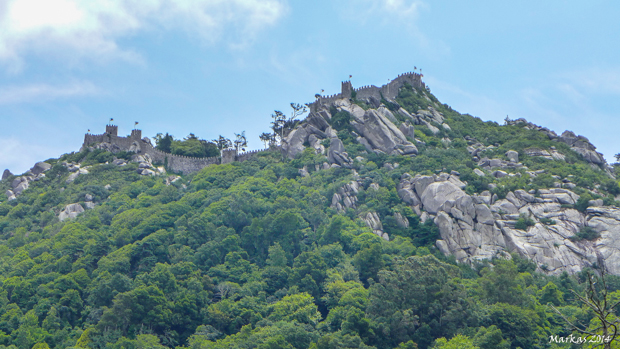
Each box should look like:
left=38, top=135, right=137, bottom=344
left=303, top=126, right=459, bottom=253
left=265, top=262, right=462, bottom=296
left=310, top=70, right=425, bottom=112
left=106, top=125, right=118, bottom=136
left=131, top=129, right=142, bottom=140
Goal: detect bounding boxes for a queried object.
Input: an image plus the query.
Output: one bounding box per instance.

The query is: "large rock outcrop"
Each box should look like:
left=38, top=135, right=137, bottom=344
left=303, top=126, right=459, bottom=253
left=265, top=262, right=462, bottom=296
left=2, top=169, right=13, bottom=180
left=506, top=118, right=608, bottom=169
left=397, top=172, right=620, bottom=275
left=58, top=203, right=85, bottom=221
left=351, top=108, right=417, bottom=156
left=282, top=98, right=418, bottom=161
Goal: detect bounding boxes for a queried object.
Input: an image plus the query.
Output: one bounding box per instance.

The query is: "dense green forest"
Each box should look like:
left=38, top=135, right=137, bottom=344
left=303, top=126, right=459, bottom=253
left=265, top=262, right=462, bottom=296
left=1, top=83, right=620, bottom=349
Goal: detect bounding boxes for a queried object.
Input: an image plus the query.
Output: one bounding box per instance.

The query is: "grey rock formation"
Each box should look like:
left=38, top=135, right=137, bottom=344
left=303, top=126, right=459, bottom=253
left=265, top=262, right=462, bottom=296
left=327, top=138, right=353, bottom=167
left=377, top=106, right=397, bottom=123
left=352, top=109, right=418, bottom=156
left=395, top=171, right=620, bottom=275
left=129, top=141, right=142, bottom=153
left=331, top=180, right=360, bottom=212
left=505, top=119, right=607, bottom=168
left=397, top=108, right=415, bottom=122
left=282, top=127, right=309, bottom=159
left=505, top=150, right=519, bottom=163
left=394, top=212, right=409, bottom=228
left=59, top=203, right=85, bottom=221
left=420, top=180, right=467, bottom=214
left=299, top=166, right=309, bottom=177
left=1, top=169, right=12, bottom=181
left=361, top=211, right=389, bottom=241
left=66, top=168, right=89, bottom=183
left=12, top=177, right=29, bottom=195
left=398, top=122, right=415, bottom=139
left=6, top=190, right=16, bottom=201
left=524, top=148, right=565, bottom=161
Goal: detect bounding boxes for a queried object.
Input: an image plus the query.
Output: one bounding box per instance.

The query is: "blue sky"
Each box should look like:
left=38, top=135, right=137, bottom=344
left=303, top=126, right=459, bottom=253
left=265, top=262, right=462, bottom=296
left=1, top=0, right=619, bottom=174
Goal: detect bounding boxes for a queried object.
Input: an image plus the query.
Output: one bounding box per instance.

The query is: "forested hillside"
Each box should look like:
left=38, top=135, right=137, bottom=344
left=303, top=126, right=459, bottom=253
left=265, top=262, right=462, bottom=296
left=1, top=79, right=620, bottom=349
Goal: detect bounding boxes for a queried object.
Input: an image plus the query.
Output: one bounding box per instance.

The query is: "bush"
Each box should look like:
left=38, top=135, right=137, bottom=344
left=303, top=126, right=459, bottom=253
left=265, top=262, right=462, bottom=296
left=514, top=214, right=535, bottom=230
left=575, top=193, right=594, bottom=212
left=539, top=217, right=556, bottom=225
left=602, top=180, right=620, bottom=195
left=570, top=226, right=600, bottom=242
left=331, top=110, right=352, bottom=132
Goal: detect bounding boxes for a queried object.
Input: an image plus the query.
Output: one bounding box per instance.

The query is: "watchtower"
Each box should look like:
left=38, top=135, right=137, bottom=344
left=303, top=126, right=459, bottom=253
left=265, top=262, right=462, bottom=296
left=106, top=125, right=118, bottom=136
left=131, top=129, right=142, bottom=140
left=221, top=149, right=237, bottom=164
left=341, top=81, right=353, bottom=99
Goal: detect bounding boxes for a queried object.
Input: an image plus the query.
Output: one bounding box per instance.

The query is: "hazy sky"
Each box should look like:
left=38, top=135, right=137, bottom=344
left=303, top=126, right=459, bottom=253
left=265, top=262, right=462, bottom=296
left=1, top=0, right=619, bottom=174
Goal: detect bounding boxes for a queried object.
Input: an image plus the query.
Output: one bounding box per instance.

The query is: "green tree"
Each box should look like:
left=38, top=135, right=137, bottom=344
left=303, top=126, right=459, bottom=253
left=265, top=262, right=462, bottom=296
left=479, top=259, right=526, bottom=306
left=213, top=135, right=233, bottom=151
left=154, top=132, right=173, bottom=152
left=540, top=281, right=564, bottom=306
left=234, top=131, right=248, bottom=152
left=432, top=334, right=478, bottom=349
left=473, top=326, right=510, bottom=349
left=353, top=244, right=384, bottom=283
left=260, top=132, right=273, bottom=148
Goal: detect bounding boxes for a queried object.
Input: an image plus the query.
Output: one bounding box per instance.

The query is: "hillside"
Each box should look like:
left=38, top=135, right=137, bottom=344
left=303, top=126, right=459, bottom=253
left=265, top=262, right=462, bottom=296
left=1, top=72, right=619, bottom=348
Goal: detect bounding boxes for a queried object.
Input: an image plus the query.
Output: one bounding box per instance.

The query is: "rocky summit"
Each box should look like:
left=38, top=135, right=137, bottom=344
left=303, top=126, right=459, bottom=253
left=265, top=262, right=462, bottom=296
left=1, top=71, right=620, bottom=348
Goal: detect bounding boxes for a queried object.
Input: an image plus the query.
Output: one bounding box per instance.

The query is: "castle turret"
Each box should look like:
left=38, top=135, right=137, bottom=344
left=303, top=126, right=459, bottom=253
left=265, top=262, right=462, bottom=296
left=131, top=129, right=142, bottom=140
left=221, top=149, right=237, bottom=164
left=106, top=125, right=118, bottom=136
left=341, top=81, right=352, bottom=99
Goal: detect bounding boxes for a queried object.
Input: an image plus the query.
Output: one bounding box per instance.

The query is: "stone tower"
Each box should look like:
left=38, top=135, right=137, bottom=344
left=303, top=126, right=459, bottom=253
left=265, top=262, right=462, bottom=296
left=106, top=125, right=118, bottom=136
left=131, top=129, right=142, bottom=140
left=341, top=81, right=353, bottom=99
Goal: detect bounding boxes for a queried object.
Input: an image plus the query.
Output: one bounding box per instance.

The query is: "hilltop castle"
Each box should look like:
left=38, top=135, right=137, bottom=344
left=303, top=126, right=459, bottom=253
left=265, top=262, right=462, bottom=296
left=309, top=71, right=425, bottom=112
left=82, top=125, right=271, bottom=174
left=83, top=71, right=425, bottom=174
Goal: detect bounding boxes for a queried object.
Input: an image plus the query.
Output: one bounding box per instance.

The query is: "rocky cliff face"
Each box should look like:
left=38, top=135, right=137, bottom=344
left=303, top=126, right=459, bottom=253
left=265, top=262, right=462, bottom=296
left=281, top=97, right=419, bottom=162
left=396, top=171, right=620, bottom=275
left=281, top=86, right=620, bottom=275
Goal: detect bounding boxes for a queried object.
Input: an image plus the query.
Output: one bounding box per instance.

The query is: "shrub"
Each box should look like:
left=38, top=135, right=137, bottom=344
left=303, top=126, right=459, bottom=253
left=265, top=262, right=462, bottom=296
left=570, top=226, right=600, bottom=242
left=514, top=214, right=535, bottom=230
left=331, top=110, right=352, bottom=132
left=575, top=193, right=594, bottom=212
left=539, top=217, right=556, bottom=225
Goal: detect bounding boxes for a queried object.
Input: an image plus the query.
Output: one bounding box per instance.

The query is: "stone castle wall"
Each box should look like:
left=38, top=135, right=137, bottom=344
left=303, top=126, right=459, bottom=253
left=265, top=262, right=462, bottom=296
left=83, top=128, right=274, bottom=174
left=310, top=71, right=425, bottom=112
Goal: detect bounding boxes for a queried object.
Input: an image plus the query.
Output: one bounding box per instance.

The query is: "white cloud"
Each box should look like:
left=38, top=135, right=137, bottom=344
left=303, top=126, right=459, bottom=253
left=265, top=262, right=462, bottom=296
left=0, top=81, right=99, bottom=104
left=0, top=0, right=287, bottom=72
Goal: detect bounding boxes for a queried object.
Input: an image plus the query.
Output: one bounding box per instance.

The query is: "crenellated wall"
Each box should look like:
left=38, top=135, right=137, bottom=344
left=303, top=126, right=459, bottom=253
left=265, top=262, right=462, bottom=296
left=310, top=71, right=425, bottom=112
left=83, top=127, right=275, bottom=174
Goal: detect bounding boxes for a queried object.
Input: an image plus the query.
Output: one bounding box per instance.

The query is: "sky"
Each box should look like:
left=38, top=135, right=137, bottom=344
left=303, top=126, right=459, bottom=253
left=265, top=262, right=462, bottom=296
left=1, top=0, right=619, bottom=174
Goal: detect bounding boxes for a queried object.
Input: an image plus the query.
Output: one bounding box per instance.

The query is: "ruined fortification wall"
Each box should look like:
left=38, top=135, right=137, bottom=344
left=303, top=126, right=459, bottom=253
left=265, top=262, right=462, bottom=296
left=139, top=142, right=220, bottom=174
left=310, top=71, right=425, bottom=112
left=236, top=148, right=272, bottom=162
left=353, top=85, right=381, bottom=100
left=83, top=129, right=274, bottom=174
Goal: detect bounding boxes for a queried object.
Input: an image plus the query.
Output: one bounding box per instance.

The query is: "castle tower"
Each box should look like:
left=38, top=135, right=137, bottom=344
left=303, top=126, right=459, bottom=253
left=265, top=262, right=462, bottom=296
left=131, top=129, right=142, bottom=140
left=221, top=149, right=237, bottom=164
left=106, top=125, right=118, bottom=136
left=341, top=81, right=353, bottom=99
